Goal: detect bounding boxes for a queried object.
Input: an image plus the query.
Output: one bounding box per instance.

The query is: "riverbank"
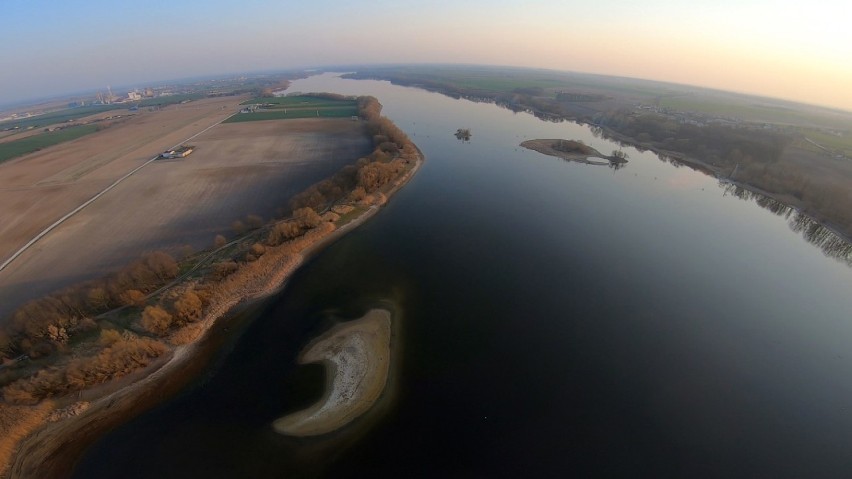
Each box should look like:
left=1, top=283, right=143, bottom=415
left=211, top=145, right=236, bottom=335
left=273, top=309, right=392, bottom=436
left=3, top=147, right=424, bottom=479
left=348, top=70, right=852, bottom=247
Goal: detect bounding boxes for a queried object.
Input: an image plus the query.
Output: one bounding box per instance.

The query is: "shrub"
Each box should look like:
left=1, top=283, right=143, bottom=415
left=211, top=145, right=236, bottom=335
left=246, top=214, right=264, bottom=229
left=140, top=305, right=173, bottom=336
left=267, top=222, right=302, bottom=246
left=294, top=207, right=321, bottom=229
left=119, top=289, right=146, bottom=307
left=172, top=291, right=203, bottom=324
left=232, top=220, right=247, bottom=235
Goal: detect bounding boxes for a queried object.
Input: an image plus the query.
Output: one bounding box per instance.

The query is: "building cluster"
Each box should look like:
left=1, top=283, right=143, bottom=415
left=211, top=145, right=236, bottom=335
left=158, top=145, right=194, bottom=159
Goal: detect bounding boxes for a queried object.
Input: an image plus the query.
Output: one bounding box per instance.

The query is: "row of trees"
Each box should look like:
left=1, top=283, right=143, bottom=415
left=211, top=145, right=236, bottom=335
left=3, top=333, right=166, bottom=404
left=0, top=252, right=179, bottom=361
left=139, top=287, right=204, bottom=336
left=1, top=92, right=422, bottom=405
left=129, top=96, right=418, bottom=340
left=347, top=71, right=852, bottom=238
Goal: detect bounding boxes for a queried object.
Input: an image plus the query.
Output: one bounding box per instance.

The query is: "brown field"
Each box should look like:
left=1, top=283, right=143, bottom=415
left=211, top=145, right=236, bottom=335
left=0, top=104, right=371, bottom=321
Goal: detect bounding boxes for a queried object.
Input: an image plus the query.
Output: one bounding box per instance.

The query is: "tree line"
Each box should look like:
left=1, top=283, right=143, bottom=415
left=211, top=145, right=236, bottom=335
left=0, top=252, right=179, bottom=362
left=349, top=70, right=851, bottom=241
left=0, top=93, right=420, bottom=406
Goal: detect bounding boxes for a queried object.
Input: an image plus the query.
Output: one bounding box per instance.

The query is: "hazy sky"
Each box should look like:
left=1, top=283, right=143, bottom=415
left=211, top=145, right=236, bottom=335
left=2, top=0, right=851, bottom=110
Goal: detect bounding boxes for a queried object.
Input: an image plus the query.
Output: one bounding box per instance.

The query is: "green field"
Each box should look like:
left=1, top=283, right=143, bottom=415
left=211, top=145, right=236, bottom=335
left=228, top=96, right=358, bottom=122
left=1, top=94, right=207, bottom=131
left=423, top=74, right=566, bottom=93
left=137, top=93, right=206, bottom=107
left=0, top=124, right=99, bottom=163
left=344, top=66, right=678, bottom=99
left=799, top=128, right=852, bottom=155
left=658, top=95, right=852, bottom=131
left=240, top=95, right=354, bottom=107
left=225, top=107, right=358, bottom=123
left=2, top=105, right=116, bottom=130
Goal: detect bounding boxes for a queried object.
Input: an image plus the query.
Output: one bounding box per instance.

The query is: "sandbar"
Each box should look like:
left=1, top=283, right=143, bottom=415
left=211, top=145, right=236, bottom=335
left=273, top=309, right=392, bottom=437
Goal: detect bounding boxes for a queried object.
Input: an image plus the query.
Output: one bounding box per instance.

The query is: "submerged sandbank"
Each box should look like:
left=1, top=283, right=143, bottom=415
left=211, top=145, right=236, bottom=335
left=273, top=309, right=392, bottom=437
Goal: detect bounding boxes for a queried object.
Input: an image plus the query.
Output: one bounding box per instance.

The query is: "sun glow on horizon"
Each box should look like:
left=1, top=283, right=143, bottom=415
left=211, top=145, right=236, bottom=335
left=1, top=0, right=850, bottom=111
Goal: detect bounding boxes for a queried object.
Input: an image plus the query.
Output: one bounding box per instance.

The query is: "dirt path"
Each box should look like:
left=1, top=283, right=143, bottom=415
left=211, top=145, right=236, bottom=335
left=0, top=118, right=228, bottom=274
left=0, top=117, right=371, bottom=321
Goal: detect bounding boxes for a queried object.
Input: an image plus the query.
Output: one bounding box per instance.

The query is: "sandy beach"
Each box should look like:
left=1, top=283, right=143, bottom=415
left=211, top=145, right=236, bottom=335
left=273, top=309, right=392, bottom=437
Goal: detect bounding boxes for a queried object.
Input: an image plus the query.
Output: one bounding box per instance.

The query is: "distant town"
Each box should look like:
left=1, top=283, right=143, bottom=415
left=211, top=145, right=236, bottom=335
left=0, top=74, right=293, bottom=130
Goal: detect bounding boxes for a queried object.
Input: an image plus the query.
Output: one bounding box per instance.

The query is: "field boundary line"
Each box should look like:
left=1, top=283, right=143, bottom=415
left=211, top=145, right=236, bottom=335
left=0, top=112, right=234, bottom=274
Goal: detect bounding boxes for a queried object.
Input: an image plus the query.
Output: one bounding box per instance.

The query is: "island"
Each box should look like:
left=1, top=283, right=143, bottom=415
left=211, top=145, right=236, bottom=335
left=273, top=309, right=392, bottom=436
left=344, top=65, right=852, bottom=246
left=520, top=139, right=628, bottom=166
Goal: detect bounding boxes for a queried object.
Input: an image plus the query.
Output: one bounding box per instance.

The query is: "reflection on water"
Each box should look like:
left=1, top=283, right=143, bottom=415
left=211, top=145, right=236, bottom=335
left=74, top=73, right=852, bottom=478
left=472, top=93, right=852, bottom=268
left=721, top=183, right=852, bottom=265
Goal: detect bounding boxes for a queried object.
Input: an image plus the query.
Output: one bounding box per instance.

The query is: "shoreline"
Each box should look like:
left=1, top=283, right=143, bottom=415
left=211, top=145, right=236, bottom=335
left=273, top=309, right=392, bottom=437
left=361, top=75, right=852, bottom=247
left=5, top=149, right=424, bottom=479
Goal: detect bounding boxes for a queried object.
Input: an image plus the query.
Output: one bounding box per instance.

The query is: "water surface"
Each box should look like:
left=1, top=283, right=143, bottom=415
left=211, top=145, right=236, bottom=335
left=75, top=74, right=852, bottom=478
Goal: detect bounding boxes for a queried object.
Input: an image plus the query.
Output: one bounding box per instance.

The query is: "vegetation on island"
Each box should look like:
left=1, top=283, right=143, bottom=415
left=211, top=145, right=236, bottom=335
left=344, top=66, right=852, bottom=242
left=455, top=128, right=471, bottom=141
left=521, top=139, right=628, bottom=167
left=0, top=94, right=421, bottom=474
left=0, top=125, right=101, bottom=164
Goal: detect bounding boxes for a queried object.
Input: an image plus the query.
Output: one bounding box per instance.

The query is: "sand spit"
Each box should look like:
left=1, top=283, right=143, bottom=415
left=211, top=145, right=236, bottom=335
left=273, top=309, right=392, bottom=437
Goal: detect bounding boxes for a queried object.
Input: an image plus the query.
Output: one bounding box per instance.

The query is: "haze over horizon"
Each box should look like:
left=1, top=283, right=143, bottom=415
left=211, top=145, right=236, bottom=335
left=2, top=0, right=850, bottom=111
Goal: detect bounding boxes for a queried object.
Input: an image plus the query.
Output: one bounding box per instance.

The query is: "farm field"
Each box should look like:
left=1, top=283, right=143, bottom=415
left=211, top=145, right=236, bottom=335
left=240, top=95, right=353, bottom=107
left=0, top=96, right=245, bottom=261
left=0, top=97, right=340, bottom=318
left=225, top=107, right=358, bottom=122
left=0, top=125, right=100, bottom=164
left=0, top=94, right=207, bottom=131
left=230, top=95, right=358, bottom=122
left=0, top=115, right=371, bottom=321
left=0, top=107, right=372, bottom=320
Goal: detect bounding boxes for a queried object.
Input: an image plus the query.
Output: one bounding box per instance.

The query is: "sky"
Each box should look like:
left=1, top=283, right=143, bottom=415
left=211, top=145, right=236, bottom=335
left=2, top=0, right=851, bottom=110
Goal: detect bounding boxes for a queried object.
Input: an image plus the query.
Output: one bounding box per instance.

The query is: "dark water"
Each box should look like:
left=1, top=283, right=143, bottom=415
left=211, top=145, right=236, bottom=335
left=75, top=74, right=852, bottom=478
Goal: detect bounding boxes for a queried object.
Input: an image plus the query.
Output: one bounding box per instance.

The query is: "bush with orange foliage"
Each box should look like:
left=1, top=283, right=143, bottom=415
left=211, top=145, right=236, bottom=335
left=0, top=401, right=55, bottom=476
left=2, top=337, right=166, bottom=405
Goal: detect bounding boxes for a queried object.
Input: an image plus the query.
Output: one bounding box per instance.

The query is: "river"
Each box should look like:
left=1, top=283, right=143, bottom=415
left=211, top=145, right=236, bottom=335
left=73, top=73, right=852, bottom=478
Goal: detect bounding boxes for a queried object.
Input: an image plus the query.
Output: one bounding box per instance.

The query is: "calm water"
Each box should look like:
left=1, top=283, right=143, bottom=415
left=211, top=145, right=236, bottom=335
left=75, top=74, right=852, bottom=478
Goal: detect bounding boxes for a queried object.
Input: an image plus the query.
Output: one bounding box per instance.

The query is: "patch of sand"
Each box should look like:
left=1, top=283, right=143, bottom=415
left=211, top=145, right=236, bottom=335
left=273, top=309, right=392, bottom=437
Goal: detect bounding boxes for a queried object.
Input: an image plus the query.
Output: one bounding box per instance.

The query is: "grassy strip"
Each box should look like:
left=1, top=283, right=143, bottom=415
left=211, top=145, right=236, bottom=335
left=224, top=107, right=358, bottom=123
left=1, top=106, right=116, bottom=131
left=239, top=95, right=352, bottom=107
left=137, top=93, right=205, bottom=107
left=2, top=94, right=208, bottom=131
left=0, top=125, right=100, bottom=163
